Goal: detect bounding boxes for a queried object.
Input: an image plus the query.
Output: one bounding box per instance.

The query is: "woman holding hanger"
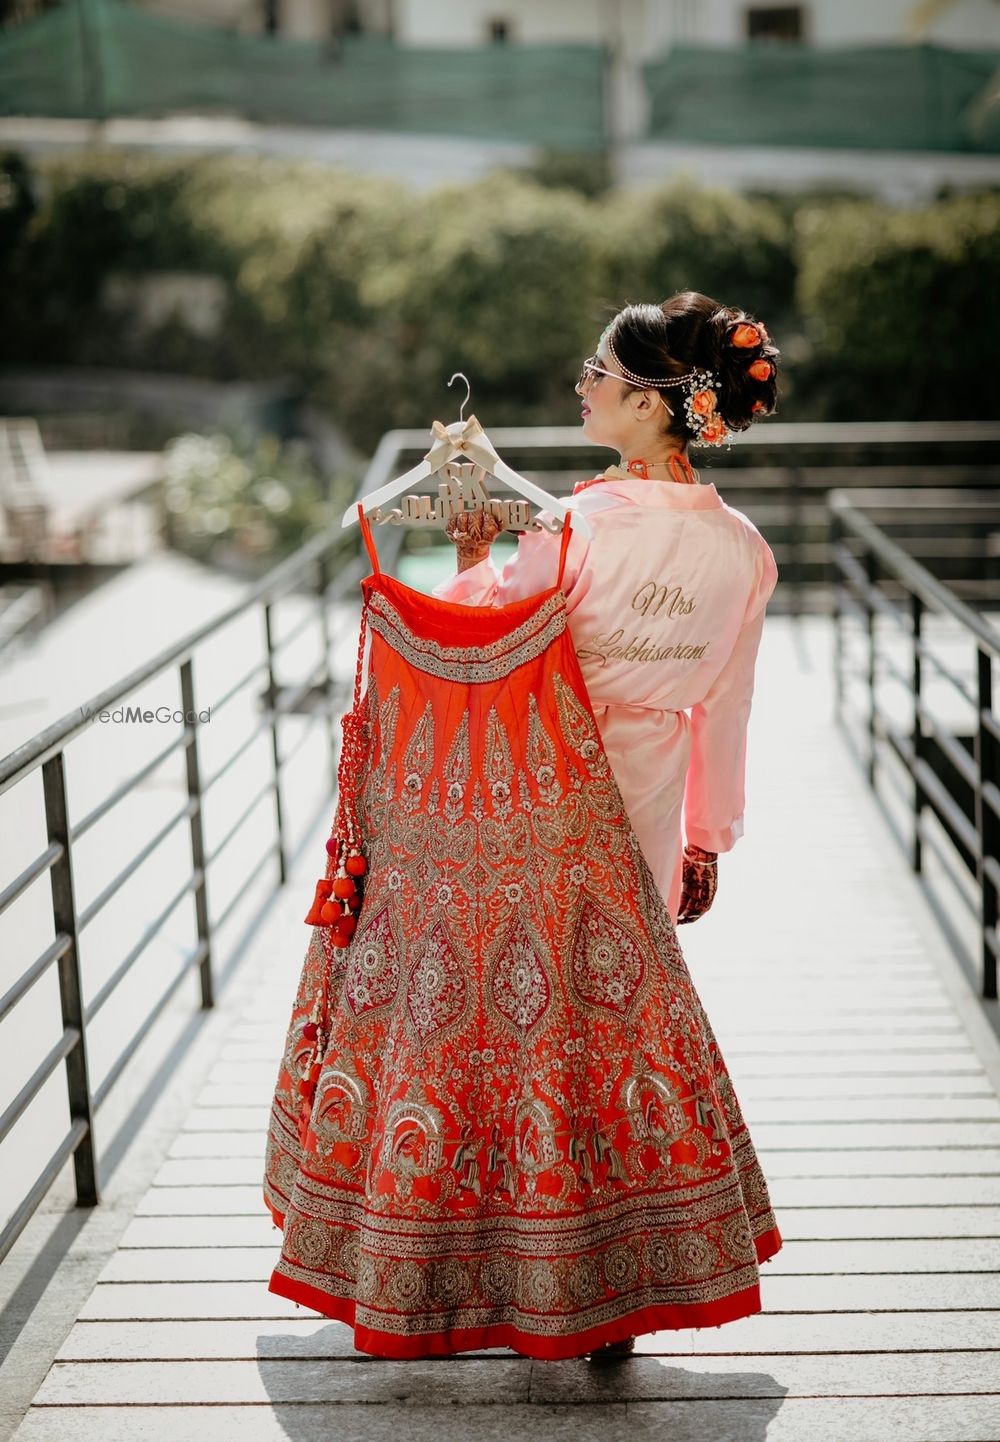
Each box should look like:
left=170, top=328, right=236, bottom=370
left=439, top=291, right=779, bottom=930
left=264, top=289, right=783, bottom=1365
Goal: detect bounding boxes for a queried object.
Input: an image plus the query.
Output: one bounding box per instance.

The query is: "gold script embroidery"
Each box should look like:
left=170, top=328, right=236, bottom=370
left=575, top=629, right=709, bottom=668
left=631, top=581, right=696, bottom=619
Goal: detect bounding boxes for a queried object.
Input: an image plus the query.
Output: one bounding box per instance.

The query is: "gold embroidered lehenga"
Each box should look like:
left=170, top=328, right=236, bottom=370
left=262, top=510, right=782, bottom=1359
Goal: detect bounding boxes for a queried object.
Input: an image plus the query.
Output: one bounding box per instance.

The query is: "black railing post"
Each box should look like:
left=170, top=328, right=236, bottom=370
left=264, top=602, right=288, bottom=886
left=865, top=545, right=878, bottom=789
left=911, top=590, right=924, bottom=874
left=975, top=647, right=999, bottom=1001
left=42, top=750, right=99, bottom=1206
left=180, top=658, right=213, bottom=1009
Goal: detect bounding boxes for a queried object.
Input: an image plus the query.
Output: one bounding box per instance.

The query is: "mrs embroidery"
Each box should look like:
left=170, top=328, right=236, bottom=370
left=631, top=580, right=696, bottom=619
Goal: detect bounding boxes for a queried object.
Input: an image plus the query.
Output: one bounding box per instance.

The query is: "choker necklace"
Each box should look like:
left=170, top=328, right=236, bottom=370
left=573, top=453, right=701, bottom=497
left=620, top=455, right=698, bottom=485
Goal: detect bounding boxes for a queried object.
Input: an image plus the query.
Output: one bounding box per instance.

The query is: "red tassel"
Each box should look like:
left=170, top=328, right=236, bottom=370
left=303, top=878, right=334, bottom=925
left=297, top=1058, right=322, bottom=1100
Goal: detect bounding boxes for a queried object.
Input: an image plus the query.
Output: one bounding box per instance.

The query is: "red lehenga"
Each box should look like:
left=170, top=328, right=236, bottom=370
left=263, top=507, right=782, bottom=1360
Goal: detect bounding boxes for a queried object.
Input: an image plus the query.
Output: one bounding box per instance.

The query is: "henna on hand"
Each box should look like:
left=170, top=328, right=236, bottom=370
left=446, top=509, right=502, bottom=550
left=676, top=844, right=719, bottom=924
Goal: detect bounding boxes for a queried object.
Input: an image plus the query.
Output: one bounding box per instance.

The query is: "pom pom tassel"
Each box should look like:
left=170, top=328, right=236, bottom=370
left=303, top=878, right=334, bottom=926
left=303, top=593, right=371, bottom=934
left=296, top=594, right=376, bottom=1144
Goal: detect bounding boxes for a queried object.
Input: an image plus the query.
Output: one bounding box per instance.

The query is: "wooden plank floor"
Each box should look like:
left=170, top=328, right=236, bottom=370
left=10, top=613, right=1000, bottom=1442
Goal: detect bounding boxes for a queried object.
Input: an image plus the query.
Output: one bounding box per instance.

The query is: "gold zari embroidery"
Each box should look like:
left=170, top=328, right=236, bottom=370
left=367, top=589, right=567, bottom=684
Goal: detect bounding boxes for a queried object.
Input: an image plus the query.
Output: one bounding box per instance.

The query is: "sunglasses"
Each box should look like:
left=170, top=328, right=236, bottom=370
left=577, top=355, right=635, bottom=390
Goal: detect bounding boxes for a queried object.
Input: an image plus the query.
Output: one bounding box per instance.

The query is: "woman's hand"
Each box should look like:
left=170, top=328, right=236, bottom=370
left=676, top=843, right=718, bottom=924
left=446, top=508, right=502, bottom=572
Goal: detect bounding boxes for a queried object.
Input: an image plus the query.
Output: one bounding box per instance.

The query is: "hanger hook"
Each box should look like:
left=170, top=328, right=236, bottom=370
left=447, top=371, right=471, bottom=423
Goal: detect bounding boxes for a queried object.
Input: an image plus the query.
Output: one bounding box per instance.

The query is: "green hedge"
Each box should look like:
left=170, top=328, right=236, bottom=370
left=794, top=189, right=999, bottom=420
left=1, top=151, right=410, bottom=388
left=160, top=428, right=346, bottom=575
left=2, top=149, right=995, bottom=445
left=596, top=177, right=797, bottom=333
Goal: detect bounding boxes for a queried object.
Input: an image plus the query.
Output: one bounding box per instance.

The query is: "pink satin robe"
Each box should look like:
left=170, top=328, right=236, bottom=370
left=432, top=468, right=779, bottom=922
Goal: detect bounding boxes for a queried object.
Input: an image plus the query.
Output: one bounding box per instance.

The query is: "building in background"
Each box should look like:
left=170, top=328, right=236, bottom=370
left=139, top=0, right=1000, bottom=50
left=1, top=0, right=998, bottom=197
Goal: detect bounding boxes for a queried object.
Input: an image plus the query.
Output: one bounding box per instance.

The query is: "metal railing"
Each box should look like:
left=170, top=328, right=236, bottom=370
left=0, top=521, right=363, bottom=1264
left=829, top=487, right=1000, bottom=1032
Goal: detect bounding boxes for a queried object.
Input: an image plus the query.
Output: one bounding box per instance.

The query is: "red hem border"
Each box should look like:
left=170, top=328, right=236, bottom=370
left=263, top=1186, right=783, bottom=1360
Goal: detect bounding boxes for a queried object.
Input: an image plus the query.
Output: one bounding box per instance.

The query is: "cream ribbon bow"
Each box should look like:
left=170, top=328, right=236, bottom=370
left=424, top=414, right=500, bottom=475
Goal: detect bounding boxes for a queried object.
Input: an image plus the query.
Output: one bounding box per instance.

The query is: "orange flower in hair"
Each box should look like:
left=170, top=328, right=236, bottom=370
left=700, top=417, right=727, bottom=444
left=748, top=358, right=772, bottom=382
left=752, top=399, right=767, bottom=413
left=730, top=323, right=762, bottom=349
left=691, top=388, right=716, bottom=416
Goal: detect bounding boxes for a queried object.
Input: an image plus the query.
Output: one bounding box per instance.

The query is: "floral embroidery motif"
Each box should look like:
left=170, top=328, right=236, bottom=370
left=400, top=699, right=434, bottom=812
left=526, top=693, right=562, bottom=805
left=553, top=672, right=608, bottom=777
left=484, top=706, right=515, bottom=821
left=405, top=921, right=469, bottom=1046
left=442, top=711, right=471, bottom=825
left=489, top=914, right=553, bottom=1039
left=569, top=897, right=647, bottom=1016
left=345, top=906, right=400, bottom=1017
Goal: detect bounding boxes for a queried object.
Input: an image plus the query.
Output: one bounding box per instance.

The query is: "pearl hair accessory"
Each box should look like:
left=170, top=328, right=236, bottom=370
left=607, top=336, right=728, bottom=446
left=605, top=314, right=774, bottom=447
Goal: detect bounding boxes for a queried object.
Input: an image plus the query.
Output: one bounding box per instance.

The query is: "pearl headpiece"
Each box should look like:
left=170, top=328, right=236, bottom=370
left=606, top=336, right=728, bottom=447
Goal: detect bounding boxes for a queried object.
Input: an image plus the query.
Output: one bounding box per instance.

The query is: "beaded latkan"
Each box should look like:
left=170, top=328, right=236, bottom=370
left=297, top=577, right=371, bottom=1134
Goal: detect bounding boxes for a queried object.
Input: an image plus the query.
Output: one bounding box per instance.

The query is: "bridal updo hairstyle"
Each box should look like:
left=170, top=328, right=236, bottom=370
left=604, top=291, right=780, bottom=446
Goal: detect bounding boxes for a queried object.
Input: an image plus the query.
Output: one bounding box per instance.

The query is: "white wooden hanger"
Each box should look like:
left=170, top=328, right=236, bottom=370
left=341, top=374, right=593, bottom=539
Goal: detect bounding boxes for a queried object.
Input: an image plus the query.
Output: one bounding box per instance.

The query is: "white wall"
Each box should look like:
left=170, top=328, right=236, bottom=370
left=138, top=0, right=1000, bottom=48
left=805, top=0, right=1000, bottom=47
left=394, top=0, right=1000, bottom=51
left=394, top=0, right=604, bottom=46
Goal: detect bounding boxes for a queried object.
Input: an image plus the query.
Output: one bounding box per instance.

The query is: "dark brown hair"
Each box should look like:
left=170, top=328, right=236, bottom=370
left=602, top=291, right=780, bottom=445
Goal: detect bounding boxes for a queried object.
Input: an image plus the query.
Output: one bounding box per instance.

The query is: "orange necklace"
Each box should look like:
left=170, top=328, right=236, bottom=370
left=622, top=455, right=698, bottom=484
left=573, top=453, right=699, bottom=496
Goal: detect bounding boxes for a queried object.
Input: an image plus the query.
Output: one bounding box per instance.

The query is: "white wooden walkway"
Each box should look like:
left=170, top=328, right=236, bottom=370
left=4, top=612, right=1000, bottom=1442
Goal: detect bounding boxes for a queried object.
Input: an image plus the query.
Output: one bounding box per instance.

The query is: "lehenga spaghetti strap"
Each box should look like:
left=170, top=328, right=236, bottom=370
left=556, top=513, right=573, bottom=591
left=356, top=504, right=381, bottom=575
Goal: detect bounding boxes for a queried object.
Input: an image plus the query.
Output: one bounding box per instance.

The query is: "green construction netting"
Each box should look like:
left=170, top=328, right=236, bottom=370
left=0, top=0, right=608, bottom=148
left=1, top=4, right=997, bottom=154
left=644, top=41, right=1000, bottom=153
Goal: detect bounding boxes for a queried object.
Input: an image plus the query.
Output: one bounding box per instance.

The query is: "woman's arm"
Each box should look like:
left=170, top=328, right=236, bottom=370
left=683, top=540, right=779, bottom=854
